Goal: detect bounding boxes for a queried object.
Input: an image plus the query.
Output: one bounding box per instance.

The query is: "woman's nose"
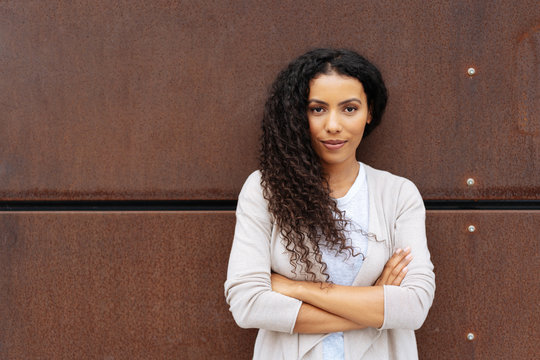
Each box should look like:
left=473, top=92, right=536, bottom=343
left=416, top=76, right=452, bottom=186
left=325, top=111, right=342, bottom=133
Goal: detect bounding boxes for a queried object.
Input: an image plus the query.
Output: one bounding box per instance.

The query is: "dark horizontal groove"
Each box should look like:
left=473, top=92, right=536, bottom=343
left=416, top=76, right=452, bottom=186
left=0, top=200, right=238, bottom=211
left=0, top=200, right=539, bottom=212
left=424, top=200, right=540, bottom=210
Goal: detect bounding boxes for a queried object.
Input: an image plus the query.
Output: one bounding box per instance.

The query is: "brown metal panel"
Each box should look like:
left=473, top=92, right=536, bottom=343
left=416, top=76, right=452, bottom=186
left=0, top=212, right=256, bottom=359
left=358, top=3, right=540, bottom=200
left=0, top=1, right=538, bottom=200
left=417, top=211, right=540, bottom=359
left=1, top=211, right=539, bottom=358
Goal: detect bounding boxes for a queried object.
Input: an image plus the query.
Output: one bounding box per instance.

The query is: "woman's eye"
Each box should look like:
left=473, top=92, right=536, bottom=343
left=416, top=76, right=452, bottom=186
left=310, top=107, right=325, bottom=113
left=344, top=106, right=357, bottom=113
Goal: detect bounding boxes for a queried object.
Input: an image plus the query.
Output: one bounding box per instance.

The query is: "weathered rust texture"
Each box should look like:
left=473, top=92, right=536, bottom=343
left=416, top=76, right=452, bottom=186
left=0, top=211, right=256, bottom=359
left=2, top=211, right=539, bottom=358
left=0, top=1, right=538, bottom=201
left=417, top=211, right=540, bottom=359
left=358, top=2, right=540, bottom=200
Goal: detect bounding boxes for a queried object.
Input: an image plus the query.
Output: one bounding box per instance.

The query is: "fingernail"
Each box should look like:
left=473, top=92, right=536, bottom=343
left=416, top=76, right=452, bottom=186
left=404, top=247, right=411, bottom=252
left=406, top=254, right=412, bottom=260
left=395, top=248, right=402, bottom=254
left=402, top=266, right=408, bottom=272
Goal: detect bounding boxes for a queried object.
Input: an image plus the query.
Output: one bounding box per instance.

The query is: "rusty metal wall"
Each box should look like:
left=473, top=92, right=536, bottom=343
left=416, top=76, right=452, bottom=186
left=0, top=212, right=256, bottom=359
left=1, top=1, right=539, bottom=360
left=1, top=1, right=538, bottom=200
left=1, top=211, right=538, bottom=359
left=416, top=211, right=540, bottom=359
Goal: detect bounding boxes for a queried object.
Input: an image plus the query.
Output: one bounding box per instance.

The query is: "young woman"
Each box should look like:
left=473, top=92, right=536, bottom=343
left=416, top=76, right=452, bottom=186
left=225, top=48, right=435, bottom=359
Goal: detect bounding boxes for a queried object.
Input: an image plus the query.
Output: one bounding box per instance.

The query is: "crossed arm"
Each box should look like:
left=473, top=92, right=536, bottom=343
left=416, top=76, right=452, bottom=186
left=226, top=173, right=434, bottom=335
left=271, top=247, right=412, bottom=334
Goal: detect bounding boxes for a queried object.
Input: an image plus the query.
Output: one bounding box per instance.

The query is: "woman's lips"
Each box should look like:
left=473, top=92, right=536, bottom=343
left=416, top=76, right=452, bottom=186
left=321, top=140, right=346, bottom=150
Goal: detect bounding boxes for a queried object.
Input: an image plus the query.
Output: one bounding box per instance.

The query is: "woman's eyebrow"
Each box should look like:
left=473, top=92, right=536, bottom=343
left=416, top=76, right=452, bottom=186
left=338, top=98, right=362, bottom=105
left=308, top=99, right=328, bottom=105
left=308, top=98, right=363, bottom=105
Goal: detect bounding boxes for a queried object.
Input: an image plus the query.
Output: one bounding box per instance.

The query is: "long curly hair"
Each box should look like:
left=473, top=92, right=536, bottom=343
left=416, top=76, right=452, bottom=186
left=259, top=48, right=388, bottom=281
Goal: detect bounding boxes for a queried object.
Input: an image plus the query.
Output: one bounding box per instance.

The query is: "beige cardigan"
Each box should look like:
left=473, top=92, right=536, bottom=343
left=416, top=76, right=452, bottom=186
left=225, top=164, right=435, bottom=359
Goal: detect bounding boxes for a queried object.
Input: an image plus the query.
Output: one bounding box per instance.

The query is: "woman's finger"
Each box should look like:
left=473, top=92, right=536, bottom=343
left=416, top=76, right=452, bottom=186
left=391, top=266, right=409, bottom=286
left=377, top=247, right=410, bottom=285
left=376, top=248, right=401, bottom=285
left=387, top=251, right=413, bottom=285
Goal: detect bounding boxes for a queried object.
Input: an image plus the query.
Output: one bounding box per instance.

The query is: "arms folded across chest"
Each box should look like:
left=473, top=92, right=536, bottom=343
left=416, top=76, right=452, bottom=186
left=224, top=171, right=435, bottom=333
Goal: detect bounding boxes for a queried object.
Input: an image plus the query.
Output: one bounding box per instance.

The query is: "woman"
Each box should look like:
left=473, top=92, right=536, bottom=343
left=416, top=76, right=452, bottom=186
left=225, top=48, right=435, bottom=359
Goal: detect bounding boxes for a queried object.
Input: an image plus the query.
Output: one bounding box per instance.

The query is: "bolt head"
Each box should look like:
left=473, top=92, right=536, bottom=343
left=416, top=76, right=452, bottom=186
left=467, top=333, right=475, bottom=341
left=467, top=178, right=475, bottom=186
left=468, top=225, right=476, bottom=232
left=467, top=67, right=476, bottom=76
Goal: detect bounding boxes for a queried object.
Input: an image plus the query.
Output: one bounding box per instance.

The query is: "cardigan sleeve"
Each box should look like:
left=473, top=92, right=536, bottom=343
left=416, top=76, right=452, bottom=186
left=224, top=171, right=302, bottom=334
left=380, top=179, right=436, bottom=330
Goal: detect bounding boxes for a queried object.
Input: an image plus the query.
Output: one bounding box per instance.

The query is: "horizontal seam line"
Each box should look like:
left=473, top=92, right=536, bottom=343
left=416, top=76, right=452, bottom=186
left=0, top=200, right=539, bottom=211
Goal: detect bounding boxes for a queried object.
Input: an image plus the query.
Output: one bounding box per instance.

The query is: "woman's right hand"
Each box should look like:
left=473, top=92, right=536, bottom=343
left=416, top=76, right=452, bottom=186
left=374, top=247, right=413, bottom=286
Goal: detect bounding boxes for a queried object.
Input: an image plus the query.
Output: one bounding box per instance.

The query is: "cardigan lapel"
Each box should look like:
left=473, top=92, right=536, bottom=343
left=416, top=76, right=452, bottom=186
left=351, top=164, right=390, bottom=287
left=342, top=164, right=388, bottom=358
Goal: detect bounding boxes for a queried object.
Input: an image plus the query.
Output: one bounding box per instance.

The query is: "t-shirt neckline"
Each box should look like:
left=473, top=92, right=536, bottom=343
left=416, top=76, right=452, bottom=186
left=335, top=162, right=366, bottom=206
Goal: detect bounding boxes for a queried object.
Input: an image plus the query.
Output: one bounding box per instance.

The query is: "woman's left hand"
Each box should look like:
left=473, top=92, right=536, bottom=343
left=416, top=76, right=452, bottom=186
left=375, top=247, right=412, bottom=286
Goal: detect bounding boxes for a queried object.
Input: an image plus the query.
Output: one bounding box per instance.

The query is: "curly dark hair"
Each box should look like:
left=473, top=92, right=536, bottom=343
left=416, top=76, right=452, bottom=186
left=259, top=48, right=388, bottom=281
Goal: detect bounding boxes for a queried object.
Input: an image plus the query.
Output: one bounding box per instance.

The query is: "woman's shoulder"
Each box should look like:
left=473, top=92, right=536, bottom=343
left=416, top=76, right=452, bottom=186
left=362, top=163, right=422, bottom=200
left=237, top=170, right=271, bottom=218
left=363, top=163, right=414, bottom=186
left=239, top=170, right=264, bottom=198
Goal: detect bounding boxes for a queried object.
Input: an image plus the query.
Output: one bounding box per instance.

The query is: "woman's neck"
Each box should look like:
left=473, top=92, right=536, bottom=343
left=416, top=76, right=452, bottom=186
left=324, top=160, right=360, bottom=198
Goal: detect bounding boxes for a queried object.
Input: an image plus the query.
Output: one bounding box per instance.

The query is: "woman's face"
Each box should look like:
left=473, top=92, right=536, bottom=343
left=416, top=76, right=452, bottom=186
left=307, top=71, right=370, bottom=172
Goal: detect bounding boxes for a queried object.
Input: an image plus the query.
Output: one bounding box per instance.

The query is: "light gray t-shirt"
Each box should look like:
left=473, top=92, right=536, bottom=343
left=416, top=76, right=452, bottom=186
left=320, top=162, right=369, bottom=360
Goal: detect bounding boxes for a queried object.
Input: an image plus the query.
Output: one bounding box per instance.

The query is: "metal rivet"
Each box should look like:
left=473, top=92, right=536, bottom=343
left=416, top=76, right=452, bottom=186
left=467, top=67, right=476, bottom=76
left=468, top=225, right=476, bottom=232
left=467, top=178, right=475, bottom=186
left=467, top=333, right=475, bottom=341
